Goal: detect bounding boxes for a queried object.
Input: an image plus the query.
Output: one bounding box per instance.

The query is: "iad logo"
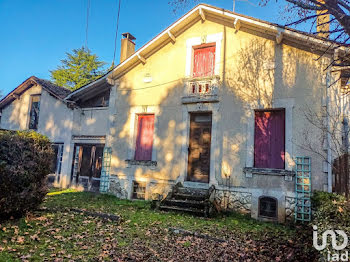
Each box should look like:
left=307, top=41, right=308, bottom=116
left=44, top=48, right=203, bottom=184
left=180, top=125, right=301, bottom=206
left=313, top=225, right=349, bottom=261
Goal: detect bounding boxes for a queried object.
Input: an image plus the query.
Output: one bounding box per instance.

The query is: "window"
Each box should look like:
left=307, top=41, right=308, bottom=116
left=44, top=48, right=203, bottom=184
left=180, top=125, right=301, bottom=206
left=132, top=181, right=146, bottom=200
left=135, top=114, right=155, bottom=161
left=51, top=143, right=64, bottom=183
left=259, top=196, right=277, bottom=219
left=254, top=109, right=285, bottom=169
left=51, top=143, right=64, bottom=174
left=28, top=95, right=40, bottom=130
left=192, top=44, right=216, bottom=77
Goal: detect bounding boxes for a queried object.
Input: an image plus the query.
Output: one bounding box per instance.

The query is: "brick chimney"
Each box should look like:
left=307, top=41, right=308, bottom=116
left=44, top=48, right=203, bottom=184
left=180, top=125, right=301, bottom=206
left=120, top=32, right=136, bottom=63
left=316, top=9, right=330, bottom=38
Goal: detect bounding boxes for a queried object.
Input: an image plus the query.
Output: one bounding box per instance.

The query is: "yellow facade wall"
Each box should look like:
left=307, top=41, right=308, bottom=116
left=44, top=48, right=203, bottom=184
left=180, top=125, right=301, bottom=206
left=108, top=16, right=329, bottom=199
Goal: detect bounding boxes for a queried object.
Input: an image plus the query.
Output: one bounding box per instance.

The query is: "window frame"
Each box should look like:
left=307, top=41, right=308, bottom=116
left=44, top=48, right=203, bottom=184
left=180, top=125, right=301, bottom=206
left=185, top=33, right=223, bottom=78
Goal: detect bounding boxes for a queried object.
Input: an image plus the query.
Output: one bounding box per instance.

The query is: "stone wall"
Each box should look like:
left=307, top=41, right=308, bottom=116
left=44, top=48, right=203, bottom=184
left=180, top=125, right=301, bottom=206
left=285, top=196, right=296, bottom=221
left=109, top=177, right=128, bottom=199
left=214, top=190, right=252, bottom=214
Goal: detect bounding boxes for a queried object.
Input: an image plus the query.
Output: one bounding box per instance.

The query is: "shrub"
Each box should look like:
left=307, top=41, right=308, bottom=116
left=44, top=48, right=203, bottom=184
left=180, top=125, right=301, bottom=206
left=312, top=191, right=350, bottom=259
left=0, top=130, right=53, bottom=220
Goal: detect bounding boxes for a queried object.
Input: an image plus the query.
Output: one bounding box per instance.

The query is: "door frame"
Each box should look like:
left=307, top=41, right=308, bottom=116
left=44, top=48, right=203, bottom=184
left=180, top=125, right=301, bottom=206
left=180, top=102, right=219, bottom=187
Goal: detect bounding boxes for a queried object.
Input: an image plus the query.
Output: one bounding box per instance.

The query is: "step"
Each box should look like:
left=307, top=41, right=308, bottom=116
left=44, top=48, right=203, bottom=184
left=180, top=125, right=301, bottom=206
left=159, top=205, right=205, bottom=215
left=172, top=192, right=207, bottom=201
left=162, top=199, right=206, bottom=209
left=176, top=187, right=209, bottom=197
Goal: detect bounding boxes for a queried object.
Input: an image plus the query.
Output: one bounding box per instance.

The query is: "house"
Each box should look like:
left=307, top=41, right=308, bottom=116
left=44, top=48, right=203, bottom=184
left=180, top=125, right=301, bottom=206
left=0, top=75, right=112, bottom=190
left=1, top=4, right=350, bottom=222
left=0, top=76, right=73, bottom=186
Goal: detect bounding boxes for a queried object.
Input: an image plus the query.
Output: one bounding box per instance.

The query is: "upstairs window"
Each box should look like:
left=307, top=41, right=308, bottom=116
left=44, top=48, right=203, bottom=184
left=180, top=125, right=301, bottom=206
left=135, top=114, right=155, bottom=161
left=28, top=95, right=40, bottom=130
left=254, top=109, right=285, bottom=169
left=192, top=44, right=216, bottom=78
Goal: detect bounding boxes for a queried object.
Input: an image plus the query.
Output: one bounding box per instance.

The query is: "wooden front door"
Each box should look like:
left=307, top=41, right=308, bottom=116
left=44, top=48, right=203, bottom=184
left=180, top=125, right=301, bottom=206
left=187, top=113, right=212, bottom=183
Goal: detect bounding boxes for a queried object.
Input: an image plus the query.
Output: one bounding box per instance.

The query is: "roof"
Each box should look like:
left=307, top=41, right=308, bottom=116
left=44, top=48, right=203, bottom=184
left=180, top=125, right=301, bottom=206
left=0, top=76, right=71, bottom=109
left=33, top=77, right=71, bottom=99
left=68, top=3, right=350, bottom=98
left=64, top=72, right=112, bottom=101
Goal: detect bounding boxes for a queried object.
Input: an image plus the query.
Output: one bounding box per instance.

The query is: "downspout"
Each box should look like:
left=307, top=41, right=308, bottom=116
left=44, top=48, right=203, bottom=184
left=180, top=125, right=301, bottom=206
left=326, top=69, right=332, bottom=192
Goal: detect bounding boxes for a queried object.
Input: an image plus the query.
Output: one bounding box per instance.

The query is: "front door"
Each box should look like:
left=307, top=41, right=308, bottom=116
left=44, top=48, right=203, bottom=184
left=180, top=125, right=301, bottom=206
left=187, top=113, right=212, bottom=183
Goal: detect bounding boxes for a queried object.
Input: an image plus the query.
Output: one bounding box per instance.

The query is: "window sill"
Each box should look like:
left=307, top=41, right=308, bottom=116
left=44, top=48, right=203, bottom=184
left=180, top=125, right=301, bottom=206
left=125, top=159, right=157, bottom=167
left=184, top=75, right=220, bottom=82
left=181, top=95, right=219, bottom=104
left=81, top=107, right=109, bottom=111
left=243, top=167, right=294, bottom=181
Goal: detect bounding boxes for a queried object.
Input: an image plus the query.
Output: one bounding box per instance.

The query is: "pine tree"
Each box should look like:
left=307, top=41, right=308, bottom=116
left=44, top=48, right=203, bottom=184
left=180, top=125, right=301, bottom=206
left=50, top=47, right=107, bottom=91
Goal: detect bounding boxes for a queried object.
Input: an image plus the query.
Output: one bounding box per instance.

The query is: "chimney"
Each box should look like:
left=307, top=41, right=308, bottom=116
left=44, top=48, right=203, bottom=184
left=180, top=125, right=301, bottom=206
left=120, top=32, right=136, bottom=63
left=316, top=9, right=330, bottom=38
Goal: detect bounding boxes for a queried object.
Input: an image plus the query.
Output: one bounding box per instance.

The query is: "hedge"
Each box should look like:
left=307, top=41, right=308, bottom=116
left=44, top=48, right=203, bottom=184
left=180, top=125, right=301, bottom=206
left=0, top=130, right=53, bottom=220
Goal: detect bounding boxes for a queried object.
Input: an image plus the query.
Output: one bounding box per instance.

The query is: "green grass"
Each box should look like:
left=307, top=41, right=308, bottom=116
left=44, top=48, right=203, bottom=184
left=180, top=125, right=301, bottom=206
left=43, top=189, right=293, bottom=236
left=0, top=189, right=304, bottom=261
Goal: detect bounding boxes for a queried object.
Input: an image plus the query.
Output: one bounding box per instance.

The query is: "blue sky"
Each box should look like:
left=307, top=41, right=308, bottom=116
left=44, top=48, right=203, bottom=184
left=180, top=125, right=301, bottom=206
left=0, top=0, right=297, bottom=96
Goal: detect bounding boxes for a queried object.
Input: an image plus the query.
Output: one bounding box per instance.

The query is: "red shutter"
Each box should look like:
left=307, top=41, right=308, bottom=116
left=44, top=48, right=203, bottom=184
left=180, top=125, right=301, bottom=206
left=135, top=114, right=155, bottom=161
left=254, top=110, right=285, bottom=169
left=193, top=45, right=216, bottom=77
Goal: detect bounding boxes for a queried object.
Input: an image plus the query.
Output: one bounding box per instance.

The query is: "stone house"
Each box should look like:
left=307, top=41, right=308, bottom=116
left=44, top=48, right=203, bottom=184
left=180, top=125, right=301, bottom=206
left=1, top=4, right=350, bottom=222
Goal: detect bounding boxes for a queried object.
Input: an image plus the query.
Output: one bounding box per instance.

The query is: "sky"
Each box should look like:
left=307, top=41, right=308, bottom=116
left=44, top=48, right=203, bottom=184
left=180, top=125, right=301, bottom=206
left=0, top=0, right=299, bottom=97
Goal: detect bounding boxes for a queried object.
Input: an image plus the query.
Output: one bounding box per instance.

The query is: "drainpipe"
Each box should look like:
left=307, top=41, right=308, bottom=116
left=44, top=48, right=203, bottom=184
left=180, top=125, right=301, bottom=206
left=326, top=70, right=332, bottom=192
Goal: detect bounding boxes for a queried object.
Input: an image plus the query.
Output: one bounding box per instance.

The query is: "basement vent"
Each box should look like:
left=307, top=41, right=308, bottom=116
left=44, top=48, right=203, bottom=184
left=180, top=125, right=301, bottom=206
left=132, top=181, right=146, bottom=200
left=259, top=196, right=277, bottom=219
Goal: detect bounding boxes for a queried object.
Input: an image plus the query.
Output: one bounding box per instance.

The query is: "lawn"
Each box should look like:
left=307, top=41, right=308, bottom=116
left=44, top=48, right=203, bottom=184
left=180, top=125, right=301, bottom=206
left=0, top=189, right=317, bottom=261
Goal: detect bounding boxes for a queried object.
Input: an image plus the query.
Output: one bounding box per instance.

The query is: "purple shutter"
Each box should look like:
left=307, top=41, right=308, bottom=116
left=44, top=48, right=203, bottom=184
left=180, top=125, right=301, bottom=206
left=254, top=110, right=285, bottom=169
left=135, top=115, right=155, bottom=161
left=270, top=110, right=285, bottom=169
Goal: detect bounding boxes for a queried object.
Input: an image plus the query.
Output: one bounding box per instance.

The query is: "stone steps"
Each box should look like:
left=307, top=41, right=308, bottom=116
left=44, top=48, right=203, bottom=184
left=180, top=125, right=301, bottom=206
left=172, top=193, right=207, bottom=201
left=158, top=183, right=216, bottom=217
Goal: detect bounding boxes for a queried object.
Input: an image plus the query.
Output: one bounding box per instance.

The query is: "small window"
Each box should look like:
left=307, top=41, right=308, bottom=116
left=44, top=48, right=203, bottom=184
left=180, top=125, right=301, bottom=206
left=28, top=95, right=40, bottom=130
left=132, top=181, right=146, bottom=200
left=259, top=196, right=278, bottom=219
left=254, top=109, right=285, bottom=169
left=192, top=44, right=216, bottom=77
left=135, top=114, right=155, bottom=161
